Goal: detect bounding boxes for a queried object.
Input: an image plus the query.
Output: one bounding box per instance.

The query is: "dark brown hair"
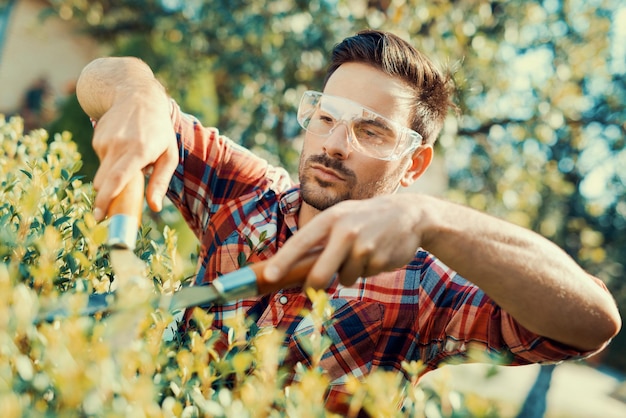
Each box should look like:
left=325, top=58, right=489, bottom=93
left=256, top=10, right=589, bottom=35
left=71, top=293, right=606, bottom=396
left=324, top=29, right=457, bottom=145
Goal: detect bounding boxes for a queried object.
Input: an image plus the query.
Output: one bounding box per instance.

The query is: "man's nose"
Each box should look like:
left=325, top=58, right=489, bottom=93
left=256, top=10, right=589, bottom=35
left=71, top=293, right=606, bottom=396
left=322, top=120, right=353, bottom=160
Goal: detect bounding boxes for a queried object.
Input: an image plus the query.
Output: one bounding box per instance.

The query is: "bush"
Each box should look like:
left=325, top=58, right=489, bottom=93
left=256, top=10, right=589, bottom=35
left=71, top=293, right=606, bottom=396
left=0, top=115, right=504, bottom=417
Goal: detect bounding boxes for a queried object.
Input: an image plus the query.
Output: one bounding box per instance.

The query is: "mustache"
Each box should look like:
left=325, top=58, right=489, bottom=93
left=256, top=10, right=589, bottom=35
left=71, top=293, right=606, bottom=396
left=306, top=154, right=356, bottom=179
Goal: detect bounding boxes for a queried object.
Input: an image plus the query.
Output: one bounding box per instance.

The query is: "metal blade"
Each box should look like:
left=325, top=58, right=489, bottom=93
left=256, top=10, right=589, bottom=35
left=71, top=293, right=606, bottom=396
left=161, top=285, right=221, bottom=312
left=35, top=261, right=263, bottom=323
left=109, top=248, right=148, bottom=284
left=36, top=285, right=217, bottom=323
left=35, top=292, right=115, bottom=324
left=162, top=265, right=260, bottom=312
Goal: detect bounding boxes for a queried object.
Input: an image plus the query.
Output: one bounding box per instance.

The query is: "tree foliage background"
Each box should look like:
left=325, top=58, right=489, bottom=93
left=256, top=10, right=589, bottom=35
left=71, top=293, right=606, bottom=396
left=45, top=0, right=625, bottom=370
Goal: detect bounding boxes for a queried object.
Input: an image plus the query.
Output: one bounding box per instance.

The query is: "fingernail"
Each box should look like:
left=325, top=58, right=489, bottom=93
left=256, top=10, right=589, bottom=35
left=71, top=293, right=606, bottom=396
left=152, top=188, right=165, bottom=212
left=149, top=197, right=162, bottom=212
left=264, top=265, right=280, bottom=282
left=94, top=208, right=103, bottom=222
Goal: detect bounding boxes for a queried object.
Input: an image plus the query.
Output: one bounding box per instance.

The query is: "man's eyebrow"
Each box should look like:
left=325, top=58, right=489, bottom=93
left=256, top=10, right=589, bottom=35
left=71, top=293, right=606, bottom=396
left=358, top=117, right=395, bottom=133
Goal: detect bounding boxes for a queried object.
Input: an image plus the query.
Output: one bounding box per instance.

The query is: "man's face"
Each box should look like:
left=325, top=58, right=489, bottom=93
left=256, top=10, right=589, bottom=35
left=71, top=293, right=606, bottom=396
left=298, top=62, right=415, bottom=211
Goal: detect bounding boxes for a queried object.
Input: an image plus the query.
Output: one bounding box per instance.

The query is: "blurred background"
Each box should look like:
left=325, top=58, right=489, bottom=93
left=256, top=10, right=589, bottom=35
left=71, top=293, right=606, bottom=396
left=0, top=0, right=624, bottom=416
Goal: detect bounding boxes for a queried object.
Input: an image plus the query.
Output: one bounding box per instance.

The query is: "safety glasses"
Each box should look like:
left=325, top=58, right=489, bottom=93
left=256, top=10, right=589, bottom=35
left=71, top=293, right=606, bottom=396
left=297, top=90, right=423, bottom=160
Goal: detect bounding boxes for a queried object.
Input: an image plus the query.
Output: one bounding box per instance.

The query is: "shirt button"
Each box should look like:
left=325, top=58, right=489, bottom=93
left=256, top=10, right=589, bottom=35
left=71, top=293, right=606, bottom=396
left=278, top=295, right=288, bottom=305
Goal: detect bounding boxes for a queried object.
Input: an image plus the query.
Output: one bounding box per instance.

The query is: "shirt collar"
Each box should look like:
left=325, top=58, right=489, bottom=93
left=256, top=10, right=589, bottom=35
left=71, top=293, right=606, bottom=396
left=279, top=186, right=302, bottom=215
left=279, top=186, right=302, bottom=235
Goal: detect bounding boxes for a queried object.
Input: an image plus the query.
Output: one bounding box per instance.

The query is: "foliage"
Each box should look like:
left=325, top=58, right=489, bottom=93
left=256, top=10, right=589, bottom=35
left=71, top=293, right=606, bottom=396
left=44, top=0, right=625, bottom=368
left=47, top=93, right=100, bottom=183
left=1, top=116, right=516, bottom=417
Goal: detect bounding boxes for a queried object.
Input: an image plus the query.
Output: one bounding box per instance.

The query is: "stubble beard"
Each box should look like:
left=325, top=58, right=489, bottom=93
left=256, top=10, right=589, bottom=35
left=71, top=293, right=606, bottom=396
left=299, top=153, right=404, bottom=211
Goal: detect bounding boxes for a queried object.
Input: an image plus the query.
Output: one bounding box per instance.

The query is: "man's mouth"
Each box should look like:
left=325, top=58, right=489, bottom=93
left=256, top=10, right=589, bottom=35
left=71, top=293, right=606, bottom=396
left=310, top=163, right=346, bottom=182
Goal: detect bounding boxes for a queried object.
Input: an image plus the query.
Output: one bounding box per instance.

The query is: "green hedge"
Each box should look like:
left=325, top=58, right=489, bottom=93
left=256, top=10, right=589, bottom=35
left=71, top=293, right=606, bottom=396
left=0, top=115, right=504, bottom=417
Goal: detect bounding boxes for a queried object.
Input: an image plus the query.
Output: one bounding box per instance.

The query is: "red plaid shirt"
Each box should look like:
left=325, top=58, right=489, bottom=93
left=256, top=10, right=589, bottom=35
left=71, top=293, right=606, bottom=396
left=166, top=102, right=599, bottom=411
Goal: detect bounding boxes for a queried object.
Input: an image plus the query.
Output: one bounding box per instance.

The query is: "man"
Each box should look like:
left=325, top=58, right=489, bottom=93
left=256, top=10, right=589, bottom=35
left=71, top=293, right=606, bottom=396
left=76, top=30, right=620, bottom=412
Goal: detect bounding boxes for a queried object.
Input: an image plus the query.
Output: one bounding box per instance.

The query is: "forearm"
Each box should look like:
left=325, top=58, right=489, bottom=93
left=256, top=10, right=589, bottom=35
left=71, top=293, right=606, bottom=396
left=76, top=57, right=167, bottom=120
left=417, top=195, right=621, bottom=351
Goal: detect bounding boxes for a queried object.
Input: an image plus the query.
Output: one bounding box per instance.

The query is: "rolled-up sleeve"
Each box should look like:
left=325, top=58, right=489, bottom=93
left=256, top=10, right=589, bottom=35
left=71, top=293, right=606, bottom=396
left=166, top=100, right=293, bottom=238
left=416, top=254, right=604, bottom=370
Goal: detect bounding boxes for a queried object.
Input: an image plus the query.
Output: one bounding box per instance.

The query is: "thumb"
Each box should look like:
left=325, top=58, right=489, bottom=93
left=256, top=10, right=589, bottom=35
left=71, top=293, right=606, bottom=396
left=146, top=176, right=168, bottom=212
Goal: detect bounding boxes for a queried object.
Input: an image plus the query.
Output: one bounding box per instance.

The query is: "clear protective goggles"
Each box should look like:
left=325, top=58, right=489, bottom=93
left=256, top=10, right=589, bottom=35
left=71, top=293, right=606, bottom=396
left=297, top=90, right=423, bottom=161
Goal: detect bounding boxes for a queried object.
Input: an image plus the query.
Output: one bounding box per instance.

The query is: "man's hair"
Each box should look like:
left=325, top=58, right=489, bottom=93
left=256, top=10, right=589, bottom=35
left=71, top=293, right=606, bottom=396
left=324, top=29, right=457, bottom=145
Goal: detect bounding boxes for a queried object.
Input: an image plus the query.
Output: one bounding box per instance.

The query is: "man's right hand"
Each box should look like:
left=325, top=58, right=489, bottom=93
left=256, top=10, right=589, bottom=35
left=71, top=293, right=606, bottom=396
left=76, top=57, right=178, bottom=221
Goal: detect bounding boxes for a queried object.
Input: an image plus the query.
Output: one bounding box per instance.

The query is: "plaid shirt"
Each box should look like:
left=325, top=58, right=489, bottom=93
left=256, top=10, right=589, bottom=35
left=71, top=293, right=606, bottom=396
left=166, top=102, right=597, bottom=411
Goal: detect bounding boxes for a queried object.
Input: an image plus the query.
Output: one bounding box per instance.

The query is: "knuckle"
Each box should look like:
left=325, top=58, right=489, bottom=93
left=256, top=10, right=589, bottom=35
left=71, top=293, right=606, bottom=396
left=367, top=256, right=386, bottom=273
left=106, top=170, right=124, bottom=186
left=341, top=226, right=359, bottom=241
left=91, top=138, right=106, bottom=155
left=352, top=241, right=375, bottom=259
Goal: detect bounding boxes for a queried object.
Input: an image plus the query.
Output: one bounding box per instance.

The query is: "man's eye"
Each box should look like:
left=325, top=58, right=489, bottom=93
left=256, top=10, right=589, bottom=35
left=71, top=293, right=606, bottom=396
left=318, top=114, right=335, bottom=124
left=354, top=123, right=393, bottom=143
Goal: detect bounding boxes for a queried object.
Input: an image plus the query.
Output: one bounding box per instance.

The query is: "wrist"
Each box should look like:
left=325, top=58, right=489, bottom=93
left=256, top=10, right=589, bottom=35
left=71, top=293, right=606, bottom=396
left=405, top=193, right=442, bottom=252
left=112, top=66, right=168, bottom=110
left=77, top=56, right=167, bottom=121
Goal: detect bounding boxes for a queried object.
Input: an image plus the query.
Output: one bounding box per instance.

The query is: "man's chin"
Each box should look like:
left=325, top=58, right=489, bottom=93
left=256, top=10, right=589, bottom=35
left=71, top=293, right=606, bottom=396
left=301, top=185, right=346, bottom=211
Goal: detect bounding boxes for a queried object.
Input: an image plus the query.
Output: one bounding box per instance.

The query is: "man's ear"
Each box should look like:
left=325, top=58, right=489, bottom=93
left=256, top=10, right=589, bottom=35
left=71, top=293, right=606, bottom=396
left=400, top=144, right=433, bottom=187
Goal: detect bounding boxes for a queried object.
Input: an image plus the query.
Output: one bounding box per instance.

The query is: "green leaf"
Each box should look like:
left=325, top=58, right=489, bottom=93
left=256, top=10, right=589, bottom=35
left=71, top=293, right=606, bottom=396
left=237, top=251, right=247, bottom=267
left=65, top=253, right=79, bottom=273
left=42, top=208, right=53, bottom=225
left=53, top=216, right=71, bottom=227
left=19, top=169, right=32, bottom=179
left=72, top=220, right=82, bottom=240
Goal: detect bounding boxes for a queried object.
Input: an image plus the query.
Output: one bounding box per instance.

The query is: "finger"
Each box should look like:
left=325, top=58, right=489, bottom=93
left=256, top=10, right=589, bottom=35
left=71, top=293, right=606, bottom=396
left=336, top=252, right=366, bottom=287
left=145, top=145, right=178, bottom=212
left=263, top=217, right=333, bottom=283
left=93, top=157, right=145, bottom=221
left=93, top=162, right=119, bottom=222
left=335, top=237, right=376, bottom=286
left=305, top=235, right=353, bottom=289
left=90, top=111, right=124, bottom=158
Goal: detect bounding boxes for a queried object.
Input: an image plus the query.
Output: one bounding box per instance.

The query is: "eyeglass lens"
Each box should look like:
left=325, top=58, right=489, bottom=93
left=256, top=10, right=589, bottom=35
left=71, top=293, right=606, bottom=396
left=299, top=92, right=402, bottom=159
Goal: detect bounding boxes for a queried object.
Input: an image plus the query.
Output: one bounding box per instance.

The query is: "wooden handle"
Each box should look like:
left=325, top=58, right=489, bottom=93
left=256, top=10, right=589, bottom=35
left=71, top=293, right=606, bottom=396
left=105, top=173, right=145, bottom=249
left=253, top=251, right=320, bottom=295
left=107, top=172, right=145, bottom=223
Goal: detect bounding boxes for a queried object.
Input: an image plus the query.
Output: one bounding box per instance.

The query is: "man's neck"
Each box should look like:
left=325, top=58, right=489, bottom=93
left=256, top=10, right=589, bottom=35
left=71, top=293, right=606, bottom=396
left=297, top=202, right=320, bottom=229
